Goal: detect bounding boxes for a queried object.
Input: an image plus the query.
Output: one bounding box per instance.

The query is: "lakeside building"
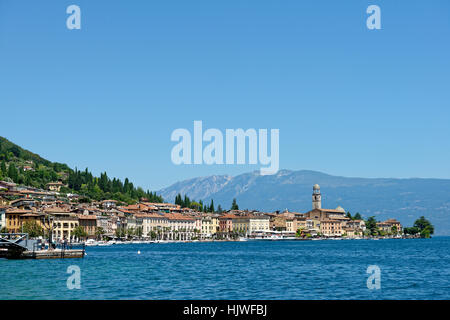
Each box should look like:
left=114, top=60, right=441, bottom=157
left=347, top=219, right=366, bottom=231
left=126, top=215, right=143, bottom=233
left=0, top=179, right=403, bottom=241
left=249, top=215, right=270, bottom=233
left=165, top=213, right=196, bottom=240
left=10, top=198, right=36, bottom=209
left=97, top=215, right=113, bottom=236
left=101, top=199, right=117, bottom=209
left=377, top=219, right=402, bottom=234
left=320, top=219, right=344, bottom=237
left=0, top=181, right=17, bottom=192
left=46, top=182, right=64, bottom=192
left=78, top=214, right=97, bottom=239
left=232, top=215, right=250, bottom=234
left=5, top=209, right=33, bottom=233
left=0, top=206, right=6, bottom=230
left=45, top=208, right=79, bottom=242
left=219, top=213, right=235, bottom=233
left=137, top=213, right=169, bottom=238
left=200, top=214, right=220, bottom=238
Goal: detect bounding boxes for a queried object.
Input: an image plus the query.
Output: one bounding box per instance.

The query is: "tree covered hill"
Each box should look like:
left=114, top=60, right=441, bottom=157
left=0, top=136, right=162, bottom=204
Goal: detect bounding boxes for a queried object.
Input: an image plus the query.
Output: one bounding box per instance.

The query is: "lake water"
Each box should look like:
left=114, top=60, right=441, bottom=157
left=1, top=237, right=449, bottom=300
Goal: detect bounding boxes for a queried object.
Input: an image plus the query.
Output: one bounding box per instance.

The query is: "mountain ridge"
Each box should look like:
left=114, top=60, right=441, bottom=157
left=158, top=169, right=450, bottom=235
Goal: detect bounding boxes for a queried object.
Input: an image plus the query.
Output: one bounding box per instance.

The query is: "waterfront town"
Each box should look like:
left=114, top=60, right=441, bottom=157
left=0, top=180, right=407, bottom=243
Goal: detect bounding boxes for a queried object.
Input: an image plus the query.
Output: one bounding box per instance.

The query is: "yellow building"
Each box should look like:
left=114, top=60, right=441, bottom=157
left=5, top=209, right=31, bottom=233
left=4, top=209, right=46, bottom=234
left=270, top=215, right=288, bottom=231
left=201, top=214, right=220, bottom=236
left=211, top=214, right=220, bottom=235
left=294, top=217, right=307, bottom=231
left=45, top=209, right=79, bottom=241
left=232, top=216, right=250, bottom=234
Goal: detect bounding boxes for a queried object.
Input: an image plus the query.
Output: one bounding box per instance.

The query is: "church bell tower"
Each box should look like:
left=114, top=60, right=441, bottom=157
left=312, top=184, right=321, bottom=209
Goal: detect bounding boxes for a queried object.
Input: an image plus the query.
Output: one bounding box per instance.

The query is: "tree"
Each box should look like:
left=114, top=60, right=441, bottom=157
left=346, top=212, right=352, bottom=219
left=126, top=227, right=135, bottom=238
left=95, top=227, right=105, bottom=240
left=175, top=193, right=183, bottom=206
left=183, top=195, right=191, bottom=208
left=190, top=201, right=202, bottom=211
left=365, top=216, right=378, bottom=236
left=217, top=205, right=223, bottom=214
left=73, top=226, right=87, bottom=240
left=135, top=227, right=143, bottom=238
left=115, top=227, right=126, bottom=238
left=209, top=199, right=215, bottom=213
left=231, top=198, right=239, bottom=210
left=413, top=216, right=434, bottom=238
left=404, top=227, right=419, bottom=235
left=7, top=163, right=18, bottom=182
left=0, top=160, right=6, bottom=176
left=391, top=225, right=398, bottom=235
left=22, top=221, right=44, bottom=238
left=353, top=213, right=362, bottom=220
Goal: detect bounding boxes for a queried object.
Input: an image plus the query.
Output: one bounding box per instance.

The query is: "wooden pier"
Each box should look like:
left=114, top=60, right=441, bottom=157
left=0, top=233, right=85, bottom=260
left=20, top=249, right=85, bottom=259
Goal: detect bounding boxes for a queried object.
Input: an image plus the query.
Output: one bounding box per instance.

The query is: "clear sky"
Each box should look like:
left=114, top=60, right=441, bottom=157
left=1, top=0, right=449, bottom=190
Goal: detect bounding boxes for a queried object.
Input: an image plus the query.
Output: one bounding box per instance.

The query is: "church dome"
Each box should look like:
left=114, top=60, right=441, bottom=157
left=313, top=184, right=320, bottom=190
left=336, top=206, right=345, bottom=212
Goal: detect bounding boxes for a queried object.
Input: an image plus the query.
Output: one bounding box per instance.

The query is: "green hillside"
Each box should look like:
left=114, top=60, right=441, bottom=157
left=0, top=136, right=163, bottom=204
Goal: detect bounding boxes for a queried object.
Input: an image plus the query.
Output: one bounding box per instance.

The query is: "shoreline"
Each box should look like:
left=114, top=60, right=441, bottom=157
left=70, top=235, right=424, bottom=247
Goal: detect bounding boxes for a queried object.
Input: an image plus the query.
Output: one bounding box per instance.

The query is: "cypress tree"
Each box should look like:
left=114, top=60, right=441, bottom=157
left=0, top=160, right=6, bottom=176
left=231, top=198, right=239, bottom=210
left=7, top=163, right=18, bottom=182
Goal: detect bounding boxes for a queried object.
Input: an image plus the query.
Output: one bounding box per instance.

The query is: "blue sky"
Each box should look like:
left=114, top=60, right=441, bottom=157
left=0, top=0, right=449, bottom=190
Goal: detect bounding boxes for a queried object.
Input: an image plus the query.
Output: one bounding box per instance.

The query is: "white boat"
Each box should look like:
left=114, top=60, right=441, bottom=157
left=238, top=237, right=248, bottom=241
left=97, top=241, right=112, bottom=246
left=85, top=239, right=98, bottom=246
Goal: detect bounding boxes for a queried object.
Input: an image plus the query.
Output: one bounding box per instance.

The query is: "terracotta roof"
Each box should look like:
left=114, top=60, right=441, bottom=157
left=44, top=207, right=70, bottom=213
left=219, top=214, right=238, bottom=220
left=164, top=213, right=195, bottom=221
left=134, top=213, right=167, bottom=219
left=321, top=219, right=343, bottom=223
left=20, top=213, right=40, bottom=217
left=319, top=208, right=347, bottom=213
left=77, top=214, right=97, bottom=220
left=6, top=209, right=32, bottom=214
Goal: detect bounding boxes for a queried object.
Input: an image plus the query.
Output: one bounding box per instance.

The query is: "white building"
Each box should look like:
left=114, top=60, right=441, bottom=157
left=249, top=216, right=270, bottom=233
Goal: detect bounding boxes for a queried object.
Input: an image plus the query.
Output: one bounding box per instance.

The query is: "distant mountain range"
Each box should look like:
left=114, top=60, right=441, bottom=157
left=158, top=170, right=450, bottom=235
